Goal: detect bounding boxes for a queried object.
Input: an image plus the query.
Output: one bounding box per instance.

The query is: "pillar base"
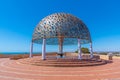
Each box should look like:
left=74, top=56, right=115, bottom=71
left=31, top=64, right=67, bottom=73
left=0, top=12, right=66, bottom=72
left=57, top=53, right=64, bottom=58
left=78, top=57, right=82, bottom=60
left=90, top=55, right=94, bottom=59
left=29, top=56, right=32, bottom=58
left=42, top=59, right=46, bottom=60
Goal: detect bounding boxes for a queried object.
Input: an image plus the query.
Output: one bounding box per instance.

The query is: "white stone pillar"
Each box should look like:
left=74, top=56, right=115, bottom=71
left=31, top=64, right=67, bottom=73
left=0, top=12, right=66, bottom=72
left=78, top=38, right=82, bottom=59
left=29, top=42, right=33, bottom=58
left=42, top=38, right=46, bottom=60
left=59, top=45, right=63, bottom=54
left=90, top=42, right=93, bottom=58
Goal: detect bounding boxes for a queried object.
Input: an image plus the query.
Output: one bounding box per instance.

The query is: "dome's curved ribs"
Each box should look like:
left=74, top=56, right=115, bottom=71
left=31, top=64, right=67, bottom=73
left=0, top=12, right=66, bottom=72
left=32, top=13, right=91, bottom=44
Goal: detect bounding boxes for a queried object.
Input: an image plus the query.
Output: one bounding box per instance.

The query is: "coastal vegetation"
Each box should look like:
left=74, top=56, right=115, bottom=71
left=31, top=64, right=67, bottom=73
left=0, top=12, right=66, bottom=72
left=75, top=48, right=120, bottom=57
left=75, top=47, right=90, bottom=54
left=10, top=54, right=29, bottom=60
left=0, top=51, right=119, bottom=60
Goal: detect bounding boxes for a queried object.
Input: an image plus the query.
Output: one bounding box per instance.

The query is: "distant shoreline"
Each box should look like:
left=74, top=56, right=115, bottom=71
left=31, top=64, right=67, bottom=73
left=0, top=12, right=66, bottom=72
left=0, top=52, right=57, bottom=58
left=0, top=52, right=120, bottom=59
left=0, top=52, right=40, bottom=55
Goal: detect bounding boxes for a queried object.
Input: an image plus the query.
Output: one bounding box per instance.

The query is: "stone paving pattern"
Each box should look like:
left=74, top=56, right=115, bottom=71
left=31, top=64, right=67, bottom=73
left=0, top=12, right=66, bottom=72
left=0, top=55, right=120, bottom=80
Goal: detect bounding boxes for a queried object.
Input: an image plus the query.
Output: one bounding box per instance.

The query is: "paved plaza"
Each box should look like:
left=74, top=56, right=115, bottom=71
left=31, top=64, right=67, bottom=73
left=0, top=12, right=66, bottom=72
left=0, top=56, right=120, bottom=80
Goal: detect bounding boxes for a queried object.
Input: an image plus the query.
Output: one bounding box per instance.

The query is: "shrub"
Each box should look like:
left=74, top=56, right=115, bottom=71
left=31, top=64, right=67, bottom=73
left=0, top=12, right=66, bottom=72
left=99, top=52, right=108, bottom=55
left=75, top=47, right=90, bottom=53
left=10, top=54, right=29, bottom=60
left=0, top=54, right=3, bottom=57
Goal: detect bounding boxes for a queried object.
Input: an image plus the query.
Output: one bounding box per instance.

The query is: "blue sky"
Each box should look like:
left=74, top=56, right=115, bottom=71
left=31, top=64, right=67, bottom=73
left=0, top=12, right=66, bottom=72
left=0, top=0, right=120, bottom=52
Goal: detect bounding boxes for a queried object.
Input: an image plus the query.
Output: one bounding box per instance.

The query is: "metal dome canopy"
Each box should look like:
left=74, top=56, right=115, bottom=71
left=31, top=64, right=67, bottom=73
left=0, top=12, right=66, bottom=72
left=32, top=13, right=91, bottom=45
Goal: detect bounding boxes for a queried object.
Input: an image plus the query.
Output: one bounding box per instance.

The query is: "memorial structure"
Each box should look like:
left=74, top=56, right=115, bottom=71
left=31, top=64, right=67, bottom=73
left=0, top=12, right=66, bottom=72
left=30, top=13, right=93, bottom=60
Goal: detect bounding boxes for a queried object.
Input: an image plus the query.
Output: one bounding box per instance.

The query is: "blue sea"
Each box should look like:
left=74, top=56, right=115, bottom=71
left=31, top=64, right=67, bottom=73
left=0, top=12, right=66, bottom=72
left=0, top=52, right=41, bottom=55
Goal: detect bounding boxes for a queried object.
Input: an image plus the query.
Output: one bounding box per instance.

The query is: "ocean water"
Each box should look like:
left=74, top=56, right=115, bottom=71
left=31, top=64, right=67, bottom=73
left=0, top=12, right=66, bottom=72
left=0, top=45, right=78, bottom=55
left=0, top=52, right=40, bottom=55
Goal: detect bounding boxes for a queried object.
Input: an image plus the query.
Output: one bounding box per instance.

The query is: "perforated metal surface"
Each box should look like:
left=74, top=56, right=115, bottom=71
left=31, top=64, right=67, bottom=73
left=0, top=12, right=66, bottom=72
left=32, top=13, right=91, bottom=44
